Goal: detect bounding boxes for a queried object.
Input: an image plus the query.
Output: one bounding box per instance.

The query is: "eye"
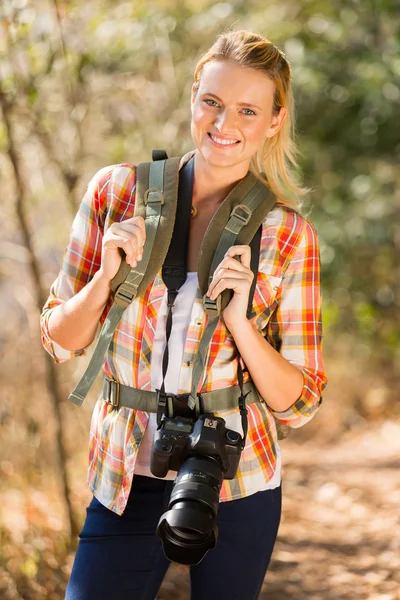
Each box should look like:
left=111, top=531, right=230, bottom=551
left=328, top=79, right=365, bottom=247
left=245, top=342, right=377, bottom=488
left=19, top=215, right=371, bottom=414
left=242, top=108, right=256, bottom=116
left=204, top=99, right=219, bottom=107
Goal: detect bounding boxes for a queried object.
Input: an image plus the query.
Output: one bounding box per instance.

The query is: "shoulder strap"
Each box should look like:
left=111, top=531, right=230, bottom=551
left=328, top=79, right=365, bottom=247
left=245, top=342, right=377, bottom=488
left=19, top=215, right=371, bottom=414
left=109, top=154, right=180, bottom=300
left=198, top=172, right=275, bottom=316
left=189, top=176, right=276, bottom=409
left=68, top=154, right=180, bottom=406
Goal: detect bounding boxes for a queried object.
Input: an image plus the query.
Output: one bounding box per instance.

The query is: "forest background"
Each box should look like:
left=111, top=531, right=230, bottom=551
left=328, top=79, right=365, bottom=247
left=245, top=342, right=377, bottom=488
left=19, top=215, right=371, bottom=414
left=0, top=0, right=399, bottom=598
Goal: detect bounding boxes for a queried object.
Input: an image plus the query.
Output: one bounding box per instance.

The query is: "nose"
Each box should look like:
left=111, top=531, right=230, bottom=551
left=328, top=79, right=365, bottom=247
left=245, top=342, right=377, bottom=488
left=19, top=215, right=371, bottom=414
left=214, top=108, right=237, bottom=133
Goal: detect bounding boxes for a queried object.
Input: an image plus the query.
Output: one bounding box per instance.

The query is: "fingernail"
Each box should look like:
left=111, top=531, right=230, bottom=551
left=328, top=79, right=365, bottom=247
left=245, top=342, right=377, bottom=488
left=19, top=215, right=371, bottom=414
left=137, top=253, right=142, bottom=261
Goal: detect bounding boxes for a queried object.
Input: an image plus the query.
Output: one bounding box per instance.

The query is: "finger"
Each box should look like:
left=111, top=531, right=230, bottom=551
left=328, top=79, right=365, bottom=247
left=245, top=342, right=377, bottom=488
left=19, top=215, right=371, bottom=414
left=215, top=256, right=251, bottom=274
left=117, top=223, right=146, bottom=256
left=104, top=233, right=139, bottom=265
left=225, top=245, right=252, bottom=269
left=209, top=277, right=250, bottom=300
left=112, top=221, right=145, bottom=245
left=208, top=270, right=253, bottom=297
left=118, top=220, right=145, bottom=238
left=120, top=237, right=143, bottom=264
left=122, top=216, right=146, bottom=238
left=208, top=261, right=253, bottom=294
left=110, top=217, right=146, bottom=245
left=214, top=267, right=253, bottom=283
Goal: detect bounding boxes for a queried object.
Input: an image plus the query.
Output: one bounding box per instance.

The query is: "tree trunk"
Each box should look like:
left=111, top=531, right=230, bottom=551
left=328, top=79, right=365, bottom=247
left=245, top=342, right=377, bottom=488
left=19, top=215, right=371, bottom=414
left=0, top=86, right=80, bottom=539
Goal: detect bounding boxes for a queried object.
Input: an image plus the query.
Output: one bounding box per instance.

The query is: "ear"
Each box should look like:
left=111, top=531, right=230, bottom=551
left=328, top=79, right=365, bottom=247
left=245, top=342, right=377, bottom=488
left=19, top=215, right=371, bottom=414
left=191, top=83, right=199, bottom=107
left=266, top=107, right=287, bottom=139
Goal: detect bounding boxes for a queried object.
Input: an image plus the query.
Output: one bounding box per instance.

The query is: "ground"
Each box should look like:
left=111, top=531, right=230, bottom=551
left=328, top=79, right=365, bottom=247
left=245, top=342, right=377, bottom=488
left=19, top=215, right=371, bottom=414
left=0, top=421, right=399, bottom=599
left=157, top=421, right=400, bottom=599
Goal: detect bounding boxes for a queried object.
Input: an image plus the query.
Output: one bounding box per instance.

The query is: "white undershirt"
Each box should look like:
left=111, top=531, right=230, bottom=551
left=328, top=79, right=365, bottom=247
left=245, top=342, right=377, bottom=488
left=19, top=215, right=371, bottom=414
left=134, top=272, right=198, bottom=479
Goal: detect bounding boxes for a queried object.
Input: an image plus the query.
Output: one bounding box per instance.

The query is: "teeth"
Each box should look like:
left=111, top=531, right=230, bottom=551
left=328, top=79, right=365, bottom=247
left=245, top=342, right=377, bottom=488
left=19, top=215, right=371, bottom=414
left=210, top=135, right=238, bottom=146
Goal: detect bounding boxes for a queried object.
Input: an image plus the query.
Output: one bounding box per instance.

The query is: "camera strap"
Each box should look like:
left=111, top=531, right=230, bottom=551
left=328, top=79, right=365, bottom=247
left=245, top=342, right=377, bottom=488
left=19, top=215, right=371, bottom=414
left=155, top=156, right=253, bottom=441
left=156, top=157, right=262, bottom=442
left=156, top=157, right=193, bottom=426
left=237, top=361, right=250, bottom=448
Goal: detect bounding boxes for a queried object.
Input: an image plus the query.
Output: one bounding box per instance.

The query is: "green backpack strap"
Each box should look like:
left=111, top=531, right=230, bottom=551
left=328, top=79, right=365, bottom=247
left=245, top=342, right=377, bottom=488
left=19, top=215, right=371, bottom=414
left=189, top=175, right=277, bottom=410
left=109, top=156, right=181, bottom=300
left=197, top=172, right=275, bottom=313
left=192, top=174, right=290, bottom=440
left=68, top=155, right=180, bottom=406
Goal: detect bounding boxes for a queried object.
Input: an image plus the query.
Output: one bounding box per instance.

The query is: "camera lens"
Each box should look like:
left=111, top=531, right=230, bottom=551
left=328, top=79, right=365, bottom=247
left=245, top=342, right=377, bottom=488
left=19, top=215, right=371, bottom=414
left=156, top=455, right=224, bottom=565
left=173, top=527, right=208, bottom=540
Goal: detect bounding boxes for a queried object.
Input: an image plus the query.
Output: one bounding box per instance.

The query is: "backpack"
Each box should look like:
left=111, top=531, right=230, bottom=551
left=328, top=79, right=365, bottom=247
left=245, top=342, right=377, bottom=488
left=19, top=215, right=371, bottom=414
left=68, top=151, right=289, bottom=439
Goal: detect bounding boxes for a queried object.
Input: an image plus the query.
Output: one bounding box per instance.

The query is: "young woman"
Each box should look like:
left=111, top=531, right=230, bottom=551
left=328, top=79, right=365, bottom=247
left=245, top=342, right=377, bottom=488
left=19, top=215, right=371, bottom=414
left=41, top=29, right=327, bottom=600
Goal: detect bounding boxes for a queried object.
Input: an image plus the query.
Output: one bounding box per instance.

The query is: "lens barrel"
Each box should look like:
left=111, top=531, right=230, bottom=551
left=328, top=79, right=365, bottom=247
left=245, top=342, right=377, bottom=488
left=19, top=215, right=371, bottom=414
left=156, top=455, right=224, bottom=565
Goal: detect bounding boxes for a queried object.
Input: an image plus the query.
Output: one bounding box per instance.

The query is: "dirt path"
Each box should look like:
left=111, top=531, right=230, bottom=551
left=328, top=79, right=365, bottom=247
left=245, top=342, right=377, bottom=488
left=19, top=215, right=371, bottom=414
left=158, top=422, right=400, bottom=599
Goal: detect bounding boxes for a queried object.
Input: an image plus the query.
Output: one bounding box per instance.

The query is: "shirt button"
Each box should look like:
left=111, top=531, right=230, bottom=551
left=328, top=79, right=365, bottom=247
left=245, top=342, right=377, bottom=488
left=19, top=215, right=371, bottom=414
left=186, top=360, right=193, bottom=367
left=195, top=318, right=202, bottom=326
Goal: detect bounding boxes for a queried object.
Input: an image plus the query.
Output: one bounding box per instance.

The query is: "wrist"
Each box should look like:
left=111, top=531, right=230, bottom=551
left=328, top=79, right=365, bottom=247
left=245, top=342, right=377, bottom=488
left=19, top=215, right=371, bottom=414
left=94, top=268, right=113, bottom=288
left=223, top=315, right=253, bottom=336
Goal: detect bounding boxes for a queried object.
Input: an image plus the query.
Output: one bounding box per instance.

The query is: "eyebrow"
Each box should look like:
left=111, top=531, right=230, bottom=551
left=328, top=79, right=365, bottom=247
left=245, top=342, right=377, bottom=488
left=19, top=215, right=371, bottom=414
left=202, top=93, right=263, bottom=111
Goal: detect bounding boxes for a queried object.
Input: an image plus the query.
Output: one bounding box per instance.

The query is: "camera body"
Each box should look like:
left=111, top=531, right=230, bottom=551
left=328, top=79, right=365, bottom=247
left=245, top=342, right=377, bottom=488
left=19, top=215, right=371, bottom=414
left=150, top=413, right=242, bottom=480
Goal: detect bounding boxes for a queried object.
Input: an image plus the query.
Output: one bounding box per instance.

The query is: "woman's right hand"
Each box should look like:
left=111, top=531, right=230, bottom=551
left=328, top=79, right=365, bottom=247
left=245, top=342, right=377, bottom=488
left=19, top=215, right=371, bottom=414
left=98, top=216, right=146, bottom=281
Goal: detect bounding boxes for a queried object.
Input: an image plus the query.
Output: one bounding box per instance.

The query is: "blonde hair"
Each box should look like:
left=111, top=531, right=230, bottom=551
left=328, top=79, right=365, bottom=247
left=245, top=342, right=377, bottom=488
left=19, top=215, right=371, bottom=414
left=193, top=30, right=309, bottom=209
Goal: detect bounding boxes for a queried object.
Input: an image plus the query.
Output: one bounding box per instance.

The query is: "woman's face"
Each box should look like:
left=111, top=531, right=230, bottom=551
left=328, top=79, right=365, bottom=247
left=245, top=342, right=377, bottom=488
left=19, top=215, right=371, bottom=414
left=191, top=59, right=286, bottom=174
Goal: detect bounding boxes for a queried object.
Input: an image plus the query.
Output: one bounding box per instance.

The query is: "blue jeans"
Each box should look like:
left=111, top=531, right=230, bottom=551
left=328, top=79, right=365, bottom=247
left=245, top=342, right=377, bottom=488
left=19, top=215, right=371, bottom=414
left=65, top=475, right=281, bottom=600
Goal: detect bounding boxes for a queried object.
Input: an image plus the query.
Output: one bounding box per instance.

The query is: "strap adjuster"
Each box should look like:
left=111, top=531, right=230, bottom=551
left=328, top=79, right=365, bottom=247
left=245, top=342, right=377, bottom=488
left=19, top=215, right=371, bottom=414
left=203, top=293, right=222, bottom=317
left=107, top=379, right=120, bottom=408
left=230, top=204, right=252, bottom=226
left=114, top=280, right=139, bottom=307
left=238, top=390, right=250, bottom=414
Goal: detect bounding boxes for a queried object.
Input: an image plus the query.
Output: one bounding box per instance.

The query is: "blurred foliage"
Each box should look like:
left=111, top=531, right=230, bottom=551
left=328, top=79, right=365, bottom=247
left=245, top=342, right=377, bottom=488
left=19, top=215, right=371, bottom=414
left=1, top=0, right=398, bottom=374
left=0, top=1, right=399, bottom=598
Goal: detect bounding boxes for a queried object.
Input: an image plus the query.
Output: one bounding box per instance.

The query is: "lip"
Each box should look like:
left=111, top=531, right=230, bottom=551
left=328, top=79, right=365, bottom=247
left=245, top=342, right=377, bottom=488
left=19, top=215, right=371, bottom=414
left=207, top=132, right=241, bottom=147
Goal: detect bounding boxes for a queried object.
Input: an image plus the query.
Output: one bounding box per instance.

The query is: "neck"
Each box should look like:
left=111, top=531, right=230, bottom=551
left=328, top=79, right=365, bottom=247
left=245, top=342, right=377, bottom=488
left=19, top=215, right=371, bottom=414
left=192, top=150, right=250, bottom=206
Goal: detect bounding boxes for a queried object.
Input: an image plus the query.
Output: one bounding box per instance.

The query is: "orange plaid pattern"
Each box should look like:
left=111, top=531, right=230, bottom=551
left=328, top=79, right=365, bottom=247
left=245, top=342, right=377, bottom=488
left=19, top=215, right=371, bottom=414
left=41, top=153, right=327, bottom=515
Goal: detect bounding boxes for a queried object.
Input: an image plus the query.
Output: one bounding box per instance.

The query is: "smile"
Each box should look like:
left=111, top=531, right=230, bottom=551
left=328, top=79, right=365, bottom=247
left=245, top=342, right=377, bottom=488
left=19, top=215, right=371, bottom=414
left=208, top=133, right=240, bottom=146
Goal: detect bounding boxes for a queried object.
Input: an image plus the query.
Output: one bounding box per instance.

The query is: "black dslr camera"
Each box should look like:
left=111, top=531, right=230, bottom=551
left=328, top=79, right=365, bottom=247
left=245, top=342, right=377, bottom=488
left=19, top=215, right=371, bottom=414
left=151, top=413, right=244, bottom=565
left=151, top=413, right=242, bottom=478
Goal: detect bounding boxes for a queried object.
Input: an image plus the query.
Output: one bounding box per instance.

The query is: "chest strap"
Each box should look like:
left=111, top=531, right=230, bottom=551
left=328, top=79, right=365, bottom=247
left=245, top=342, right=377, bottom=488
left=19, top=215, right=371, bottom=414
left=102, top=376, right=264, bottom=414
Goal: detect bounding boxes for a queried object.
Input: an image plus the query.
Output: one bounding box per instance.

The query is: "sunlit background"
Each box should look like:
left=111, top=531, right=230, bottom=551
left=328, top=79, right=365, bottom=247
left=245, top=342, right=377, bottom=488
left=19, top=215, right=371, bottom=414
left=0, top=1, right=399, bottom=598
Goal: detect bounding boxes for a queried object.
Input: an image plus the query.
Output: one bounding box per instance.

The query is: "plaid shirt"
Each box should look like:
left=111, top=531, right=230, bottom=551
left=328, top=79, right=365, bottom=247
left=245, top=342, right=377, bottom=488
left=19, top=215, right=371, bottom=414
left=41, top=152, right=327, bottom=515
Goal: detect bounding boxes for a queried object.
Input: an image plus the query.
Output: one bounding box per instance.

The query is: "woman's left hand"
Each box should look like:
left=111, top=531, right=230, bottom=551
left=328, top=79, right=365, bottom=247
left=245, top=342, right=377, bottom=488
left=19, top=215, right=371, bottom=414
left=207, top=245, right=254, bottom=326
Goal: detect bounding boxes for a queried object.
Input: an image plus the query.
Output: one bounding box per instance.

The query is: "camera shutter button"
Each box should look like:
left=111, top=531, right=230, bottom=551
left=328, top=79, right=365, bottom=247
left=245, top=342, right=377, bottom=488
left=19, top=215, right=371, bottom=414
left=226, top=430, right=241, bottom=444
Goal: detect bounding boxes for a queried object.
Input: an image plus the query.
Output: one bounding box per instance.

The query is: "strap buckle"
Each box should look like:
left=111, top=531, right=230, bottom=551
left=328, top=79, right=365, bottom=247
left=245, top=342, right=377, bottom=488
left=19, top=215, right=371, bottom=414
left=203, top=293, right=222, bottom=317
left=144, top=187, right=164, bottom=205
left=171, top=393, right=202, bottom=418
left=230, top=204, right=252, bottom=226
left=188, top=393, right=203, bottom=416
left=114, top=280, right=139, bottom=308
left=107, top=379, right=120, bottom=408
left=238, top=390, right=250, bottom=416
left=156, top=390, right=202, bottom=421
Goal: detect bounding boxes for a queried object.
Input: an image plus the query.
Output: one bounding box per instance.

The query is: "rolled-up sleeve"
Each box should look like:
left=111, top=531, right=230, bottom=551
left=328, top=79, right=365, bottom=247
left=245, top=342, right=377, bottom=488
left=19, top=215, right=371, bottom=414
left=266, top=218, right=327, bottom=428
left=40, top=166, right=113, bottom=363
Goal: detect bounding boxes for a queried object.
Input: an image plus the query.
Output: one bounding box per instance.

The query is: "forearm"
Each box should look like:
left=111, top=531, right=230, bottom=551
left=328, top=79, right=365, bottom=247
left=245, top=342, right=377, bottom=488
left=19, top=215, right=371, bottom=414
left=47, top=270, right=112, bottom=351
left=227, top=318, right=304, bottom=412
